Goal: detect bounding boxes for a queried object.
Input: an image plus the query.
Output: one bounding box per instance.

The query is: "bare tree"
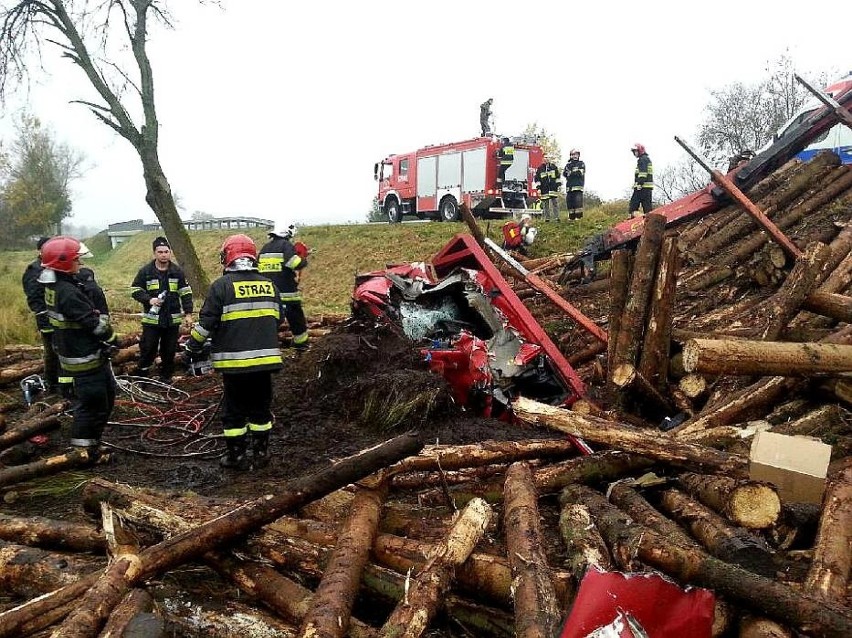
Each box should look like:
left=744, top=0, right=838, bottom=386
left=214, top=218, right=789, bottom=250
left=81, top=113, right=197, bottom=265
left=522, top=122, right=562, bottom=167
left=655, top=157, right=709, bottom=203
left=0, top=0, right=213, bottom=295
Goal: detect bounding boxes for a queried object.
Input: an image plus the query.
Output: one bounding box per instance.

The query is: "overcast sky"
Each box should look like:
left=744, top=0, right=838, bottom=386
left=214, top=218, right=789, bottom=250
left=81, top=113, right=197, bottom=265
left=1, top=1, right=849, bottom=231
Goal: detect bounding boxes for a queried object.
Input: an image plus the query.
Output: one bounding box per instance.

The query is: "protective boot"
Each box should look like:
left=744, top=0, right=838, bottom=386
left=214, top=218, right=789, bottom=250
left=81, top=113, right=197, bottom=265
left=250, top=432, right=270, bottom=469
left=220, top=436, right=250, bottom=470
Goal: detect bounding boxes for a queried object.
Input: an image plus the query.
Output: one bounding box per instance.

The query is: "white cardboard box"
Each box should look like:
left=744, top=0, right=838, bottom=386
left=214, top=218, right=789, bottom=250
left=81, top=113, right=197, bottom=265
left=749, top=431, right=831, bottom=504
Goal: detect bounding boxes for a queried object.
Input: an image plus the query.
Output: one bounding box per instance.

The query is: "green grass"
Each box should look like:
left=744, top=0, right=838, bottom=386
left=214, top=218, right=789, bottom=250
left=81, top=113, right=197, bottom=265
left=0, top=203, right=627, bottom=349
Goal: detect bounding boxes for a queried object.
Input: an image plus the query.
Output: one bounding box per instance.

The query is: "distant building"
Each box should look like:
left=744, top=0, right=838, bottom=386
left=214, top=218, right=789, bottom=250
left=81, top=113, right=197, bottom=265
left=106, top=216, right=274, bottom=249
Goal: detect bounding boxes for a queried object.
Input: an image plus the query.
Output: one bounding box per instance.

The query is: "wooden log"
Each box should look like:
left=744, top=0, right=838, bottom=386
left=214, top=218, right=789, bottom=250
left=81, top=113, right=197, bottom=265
left=657, top=488, right=776, bottom=575
left=804, top=466, right=852, bottom=602
left=98, top=589, right=159, bottom=638
left=683, top=339, right=852, bottom=377
left=561, top=484, right=852, bottom=638
left=0, top=513, right=105, bottom=553
left=680, top=421, right=770, bottom=450
left=160, top=599, right=296, bottom=637
left=638, top=234, right=681, bottom=389
left=679, top=373, right=708, bottom=399
left=0, top=448, right=102, bottom=489
left=605, top=483, right=702, bottom=555
left=0, top=361, right=42, bottom=385
left=802, top=291, right=852, bottom=323
left=298, top=484, right=387, bottom=638
left=558, top=503, right=613, bottom=579
left=606, top=249, right=632, bottom=387
left=0, top=540, right=103, bottom=599
left=816, top=378, right=852, bottom=407
left=0, top=402, right=67, bottom=452
left=567, top=340, right=606, bottom=367
left=759, top=242, right=833, bottom=340
left=770, top=404, right=844, bottom=437
left=532, top=450, right=656, bottom=494
left=611, top=213, right=668, bottom=373
left=503, top=463, right=561, bottom=638
left=676, top=472, right=781, bottom=530
left=377, top=497, right=492, bottom=638
left=0, top=433, right=423, bottom=638
left=513, top=396, right=748, bottom=477
left=610, top=363, right=675, bottom=413
left=738, top=615, right=794, bottom=638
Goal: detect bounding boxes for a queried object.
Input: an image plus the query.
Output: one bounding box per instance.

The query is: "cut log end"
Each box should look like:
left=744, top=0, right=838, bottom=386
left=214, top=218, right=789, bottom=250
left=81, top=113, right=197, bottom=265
left=728, top=484, right=782, bottom=529
left=611, top=363, right=636, bottom=389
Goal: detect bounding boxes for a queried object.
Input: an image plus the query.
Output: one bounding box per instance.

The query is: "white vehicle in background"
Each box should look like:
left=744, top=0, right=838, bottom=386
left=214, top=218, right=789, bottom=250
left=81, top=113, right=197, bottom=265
left=773, top=72, right=852, bottom=164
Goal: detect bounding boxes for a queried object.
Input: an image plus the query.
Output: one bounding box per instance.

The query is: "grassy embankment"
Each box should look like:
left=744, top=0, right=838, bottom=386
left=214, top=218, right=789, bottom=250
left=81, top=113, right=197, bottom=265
left=0, top=201, right=627, bottom=349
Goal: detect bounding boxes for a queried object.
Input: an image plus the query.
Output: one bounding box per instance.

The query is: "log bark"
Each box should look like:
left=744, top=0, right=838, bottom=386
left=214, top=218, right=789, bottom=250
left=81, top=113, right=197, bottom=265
left=160, top=599, right=296, bottom=637
left=0, top=433, right=423, bottom=638
left=610, top=363, right=675, bottom=413
left=0, top=448, right=102, bottom=488
left=503, top=463, right=561, bottom=638
left=513, top=396, right=748, bottom=477
left=676, top=472, right=781, bottom=529
left=0, top=402, right=67, bottom=452
left=299, top=484, right=387, bottom=638
left=606, top=249, right=632, bottom=388
left=377, top=497, right=492, bottom=638
left=0, top=513, right=105, bottom=553
left=801, top=291, right=852, bottom=323
left=657, top=488, right=776, bottom=575
left=561, top=484, right=852, bottom=638
left=679, top=373, right=708, bottom=399
left=611, top=213, right=667, bottom=372
left=683, top=339, right=852, bottom=377
left=804, top=466, right=852, bottom=602
left=738, top=616, right=794, bottom=638
left=638, top=234, right=681, bottom=389
left=558, top=503, right=613, bottom=579
left=0, top=540, right=103, bottom=599
left=532, top=450, right=656, bottom=494
left=98, top=589, right=159, bottom=638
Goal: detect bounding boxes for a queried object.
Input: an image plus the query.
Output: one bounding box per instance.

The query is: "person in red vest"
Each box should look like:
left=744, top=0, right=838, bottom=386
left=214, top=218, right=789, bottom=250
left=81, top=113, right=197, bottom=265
left=501, top=214, right=535, bottom=255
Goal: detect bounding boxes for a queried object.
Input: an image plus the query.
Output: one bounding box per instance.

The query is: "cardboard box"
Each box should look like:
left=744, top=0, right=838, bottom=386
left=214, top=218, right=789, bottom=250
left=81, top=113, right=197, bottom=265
left=749, top=431, right=831, bottom=504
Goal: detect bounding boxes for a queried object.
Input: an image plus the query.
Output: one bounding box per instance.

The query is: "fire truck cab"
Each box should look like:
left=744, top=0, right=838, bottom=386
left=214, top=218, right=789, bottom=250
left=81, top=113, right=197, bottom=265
left=374, top=135, right=544, bottom=223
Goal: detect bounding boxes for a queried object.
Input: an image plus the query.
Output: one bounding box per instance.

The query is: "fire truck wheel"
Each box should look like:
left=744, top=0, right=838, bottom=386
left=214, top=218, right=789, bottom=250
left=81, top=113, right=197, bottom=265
left=386, top=200, right=402, bottom=224
left=439, top=196, right=459, bottom=222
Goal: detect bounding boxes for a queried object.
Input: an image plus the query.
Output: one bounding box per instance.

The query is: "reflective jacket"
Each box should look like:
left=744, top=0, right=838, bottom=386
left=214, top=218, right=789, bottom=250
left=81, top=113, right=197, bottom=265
left=130, top=261, right=193, bottom=327
left=190, top=270, right=284, bottom=374
left=498, top=143, right=515, bottom=167
left=44, top=272, right=112, bottom=376
left=535, top=162, right=560, bottom=196
left=22, top=258, right=51, bottom=333
left=633, top=153, right=654, bottom=189
left=563, top=159, right=586, bottom=191
left=258, top=236, right=307, bottom=304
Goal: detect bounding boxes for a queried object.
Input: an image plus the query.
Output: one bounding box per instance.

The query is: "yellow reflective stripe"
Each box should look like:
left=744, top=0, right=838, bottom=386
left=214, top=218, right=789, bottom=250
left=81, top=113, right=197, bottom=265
left=58, top=376, right=74, bottom=384
left=130, top=287, right=144, bottom=295
left=248, top=422, right=272, bottom=432
left=293, top=332, right=309, bottom=345
left=221, top=308, right=280, bottom=322
left=223, top=426, right=248, bottom=438
left=213, top=355, right=282, bottom=369
left=285, top=255, right=303, bottom=269
left=178, top=287, right=192, bottom=296
left=280, top=292, right=302, bottom=302
left=49, top=318, right=83, bottom=329
left=190, top=327, right=207, bottom=343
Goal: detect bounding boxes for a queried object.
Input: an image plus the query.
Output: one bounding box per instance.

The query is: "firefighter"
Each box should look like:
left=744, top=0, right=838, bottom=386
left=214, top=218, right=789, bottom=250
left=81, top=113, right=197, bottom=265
left=628, top=143, right=654, bottom=218
left=501, top=213, right=535, bottom=255
left=563, top=149, right=586, bottom=221
left=130, top=237, right=194, bottom=382
left=22, top=236, right=59, bottom=394
left=185, top=234, right=284, bottom=471
left=39, top=236, right=118, bottom=459
left=497, top=136, right=514, bottom=184
left=536, top=157, right=561, bottom=222
left=258, top=222, right=310, bottom=350
left=727, top=148, right=756, bottom=173
left=480, top=98, right=493, bottom=136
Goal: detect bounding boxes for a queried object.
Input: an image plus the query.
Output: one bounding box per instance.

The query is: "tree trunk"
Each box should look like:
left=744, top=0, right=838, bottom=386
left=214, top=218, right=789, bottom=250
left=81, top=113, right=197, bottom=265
left=676, top=472, right=781, bottom=529
left=513, top=396, right=748, bottom=477
left=657, top=488, right=776, bottom=576
left=561, top=484, right=852, bottom=638
left=0, top=403, right=66, bottom=452
left=0, top=448, right=101, bottom=488
left=503, top=463, right=561, bottom=638
left=558, top=503, right=613, bottom=579
left=98, top=589, right=159, bottom=638
left=606, top=249, right=632, bottom=388
left=610, top=363, right=675, bottom=413
left=738, top=615, right=794, bottom=638
left=299, top=484, right=387, bottom=638
left=141, top=147, right=210, bottom=298
left=161, top=599, right=296, bottom=637
left=0, top=433, right=423, bottom=638
left=804, top=466, right=852, bottom=602
left=0, top=513, right=105, bottom=553
left=683, top=338, right=852, bottom=377
left=802, top=291, right=852, bottom=323
left=611, top=213, right=667, bottom=372
left=377, top=498, right=492, bottom=638
left=0, top=540, right=103, bottom=600
left=638, top=234, right=681, bottom=389
left=533, top=450, right=655, bottom=494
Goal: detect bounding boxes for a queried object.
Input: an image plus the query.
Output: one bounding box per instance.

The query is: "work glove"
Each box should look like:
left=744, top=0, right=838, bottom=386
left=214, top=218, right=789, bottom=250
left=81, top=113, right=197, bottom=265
left=100, top=333, right=119, bottom=359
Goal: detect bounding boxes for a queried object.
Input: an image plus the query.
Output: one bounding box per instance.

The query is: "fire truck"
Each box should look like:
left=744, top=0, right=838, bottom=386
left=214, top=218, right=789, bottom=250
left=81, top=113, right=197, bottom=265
left=374, top=135, right=545, bottom=223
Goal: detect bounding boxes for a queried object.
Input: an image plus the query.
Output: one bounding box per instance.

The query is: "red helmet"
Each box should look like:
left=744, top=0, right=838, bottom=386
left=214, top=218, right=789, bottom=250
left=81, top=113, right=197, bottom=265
left=41, top=236, right=82, bottom=273
left=631, top=143, right=646, bottom=155
left=219, top=234, right=257, bottom=266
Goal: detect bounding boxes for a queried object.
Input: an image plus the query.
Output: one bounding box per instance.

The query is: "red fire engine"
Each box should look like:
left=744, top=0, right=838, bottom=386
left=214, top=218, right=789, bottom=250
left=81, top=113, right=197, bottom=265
left=374, top=135, right=545, bottom=223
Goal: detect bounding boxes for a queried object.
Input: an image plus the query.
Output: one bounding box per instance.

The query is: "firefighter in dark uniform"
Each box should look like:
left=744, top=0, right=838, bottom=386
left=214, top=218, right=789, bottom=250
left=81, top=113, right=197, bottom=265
left=130, top=237, right=194, bottom=381
left=186, top=234, right=284, bottom=471
left=497, top=137, right=514, bottom=184
left=22, top=236, right=59, bottom=393
left=480, top=98, right=493, bottom=136
left=39, top=236, right=118, bottom=458
left=628, top=143, right=654, bottom=218
left=258, top=222, right=309, bottom=349
left=536, top=158, right=561, bottom=222
left=563, top=149, right=586, bottom=220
